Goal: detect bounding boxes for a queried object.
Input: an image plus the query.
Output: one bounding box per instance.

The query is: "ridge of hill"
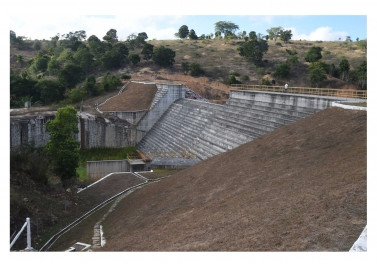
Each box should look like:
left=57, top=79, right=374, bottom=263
left=10, top=39, right=366, bottom=105
left=99, top=107, right=366, bottom=251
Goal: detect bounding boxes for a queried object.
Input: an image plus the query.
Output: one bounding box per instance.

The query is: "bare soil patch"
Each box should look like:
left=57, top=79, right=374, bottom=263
left=100, top=107, right=366, bottom=251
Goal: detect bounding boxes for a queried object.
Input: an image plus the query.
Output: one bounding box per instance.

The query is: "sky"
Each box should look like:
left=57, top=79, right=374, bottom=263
left=9, top=15, right=366, bottom=42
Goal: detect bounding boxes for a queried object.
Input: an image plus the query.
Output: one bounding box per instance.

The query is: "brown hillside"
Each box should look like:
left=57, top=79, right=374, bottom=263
left=101, top=107, right=366, bottom=251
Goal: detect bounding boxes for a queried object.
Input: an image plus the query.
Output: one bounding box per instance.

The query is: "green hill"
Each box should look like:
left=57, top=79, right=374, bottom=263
left=10, top=31, right=367, bottom=106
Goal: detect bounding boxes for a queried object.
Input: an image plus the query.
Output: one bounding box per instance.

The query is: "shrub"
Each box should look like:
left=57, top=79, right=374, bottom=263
left=189, top=63, right=205, bottom=76
left=273, top=63, right=290, bottom=79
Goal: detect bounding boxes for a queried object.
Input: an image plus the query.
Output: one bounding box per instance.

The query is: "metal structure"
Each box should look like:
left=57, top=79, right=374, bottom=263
left=10, top=217, right=34, bottom=251
left=231, top=84, right=367, bottom=99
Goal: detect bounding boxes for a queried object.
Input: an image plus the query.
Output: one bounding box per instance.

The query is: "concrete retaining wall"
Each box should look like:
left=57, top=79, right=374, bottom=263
left=230, top=90, right=339, bottom=110
left=10, top=112, right=133, bottom=149
left=78, top=113, right=132, bottom=148
left=136, top=84, right=188, bottom=139
left=10, top=114, right=55, bottom=148
left=86, top=160, right=129, bottom=180
left=104, top=110, right=147, bottom=125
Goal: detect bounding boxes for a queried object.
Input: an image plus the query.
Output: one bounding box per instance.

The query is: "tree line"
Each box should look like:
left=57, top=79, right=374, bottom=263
left=10, top=21, right=367, bottom=108
left=10, top=29, right=176, bottom=107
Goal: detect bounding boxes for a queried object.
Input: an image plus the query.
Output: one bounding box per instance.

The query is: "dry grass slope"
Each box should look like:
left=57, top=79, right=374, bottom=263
left=99, top=107, right=366, bottom=251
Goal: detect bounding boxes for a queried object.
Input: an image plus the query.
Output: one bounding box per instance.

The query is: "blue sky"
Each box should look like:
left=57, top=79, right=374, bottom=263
left=5, top=0, right=369, bottom=42
left=9, top=15, right=366, bottom=42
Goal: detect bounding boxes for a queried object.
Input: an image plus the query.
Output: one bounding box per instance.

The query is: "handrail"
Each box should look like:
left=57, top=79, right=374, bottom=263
left=230, top=84, right=367, bottom=99
left=10, top=217, right=33, bottom=250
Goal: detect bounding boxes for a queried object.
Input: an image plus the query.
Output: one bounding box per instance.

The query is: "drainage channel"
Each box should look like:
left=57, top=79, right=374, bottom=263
left=39, top=171, right=169, bottom=251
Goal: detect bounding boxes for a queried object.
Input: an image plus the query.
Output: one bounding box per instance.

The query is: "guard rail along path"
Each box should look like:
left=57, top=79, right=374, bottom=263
left=231, top=84, right=367, bottom=99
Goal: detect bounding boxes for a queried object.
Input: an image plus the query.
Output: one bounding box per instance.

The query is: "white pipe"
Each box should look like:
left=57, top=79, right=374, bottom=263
left=25, top=217, right=33, bottom=250
left=10, top=220, right=28, bottom=249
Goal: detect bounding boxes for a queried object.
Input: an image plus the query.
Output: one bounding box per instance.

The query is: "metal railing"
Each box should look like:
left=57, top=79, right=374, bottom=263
left=10, top=217, right=34, bottom=251
left=230, top=84, right=367, bottom=99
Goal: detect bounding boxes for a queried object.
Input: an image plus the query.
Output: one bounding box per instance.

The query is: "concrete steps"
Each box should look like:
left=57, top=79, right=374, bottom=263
left=150, top=84, right=169, bottom=109
left=137, top=94, right=326, bottom=163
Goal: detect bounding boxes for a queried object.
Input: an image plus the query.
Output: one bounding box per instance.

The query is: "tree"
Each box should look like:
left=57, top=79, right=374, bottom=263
left=273, top=63, right=291, bottom=79
left=103, top=29, right=118, bottom=43
left=88, top=35, right=105, bottom=58
left=100, top=43, right=128, bottom=69
left=99, top=73, right=121, bottom=92
left=266, top=27, right=283, bottom=42
left=188, top=29, right=198, bottom=40
left=238, top=33, right=268, bottom=66
left=339, top=58, right=350, bottom=81
left=215, top=21, right=239, bottom=38
left=35, top=79, right=65, bottom=104
left=178, top=25, right=189, bottom=39
left=141, top=43, right=154, bottom=60
left=30, top=52, right=50, bottom=73
left=129, top=53, right=141, bottom=65
left=305, top=46, right=322, bottom=62
left=73, top=45, right=94, bottom=74
left=45, top=106, right=80, bottom=184
left=138, top=32, right=148, bottom=41
left=61, top=30, right=86, bottom=51
left=280, top=29, right=292, bottom=43
left=152, top=46, right=175, bottom=67
left=83, top=76, right=99, bottom=96
left=309, top=62, right=327, bottom=87
left=354, top=61, right=367, bottom=90
left=58, top=64, right=84, bottom=88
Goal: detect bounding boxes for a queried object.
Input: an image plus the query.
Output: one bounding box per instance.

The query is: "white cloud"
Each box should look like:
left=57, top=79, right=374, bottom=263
left=10, top=15, right=183, bottom=41
left=290, top=26, right=348, bottom=41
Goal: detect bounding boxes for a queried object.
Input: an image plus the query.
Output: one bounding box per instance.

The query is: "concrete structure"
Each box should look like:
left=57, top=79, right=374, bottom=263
left=135, top=83, right=188, bottom=141
left=11, top=85, right=364, bottom=171
left=10, top=112, right=133, bottom=149
left=10, top=114, right=55, bottom=148
left=9, top=82, right=203, bottom=149
left=137, top=90, right=355, bottom=167
left=78, top=113, right=132, bottom=148
left=86, top=159, right=149, bottom=180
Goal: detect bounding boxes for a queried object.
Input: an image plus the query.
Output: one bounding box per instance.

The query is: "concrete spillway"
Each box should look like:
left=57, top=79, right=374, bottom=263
left=137, top=90, right=343, bottom=168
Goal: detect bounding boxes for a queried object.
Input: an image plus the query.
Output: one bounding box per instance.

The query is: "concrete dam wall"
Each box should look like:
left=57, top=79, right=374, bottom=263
left=137, top=90, right=345, bottom=167
left=10, top=113, right=134, bottom=149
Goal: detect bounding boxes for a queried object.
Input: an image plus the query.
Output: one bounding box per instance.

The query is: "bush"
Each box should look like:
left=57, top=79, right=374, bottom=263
left=305, top=46, right=322, bottom=62
left=273, top=63, right=290, bottom=79
left=121, top=74, right=131, bottom=80
left=129, top=53, right=141, bottom=65
left=260, top=77, right=271, bottom=85
left=100, top=73, right=121, bottom=92
left=241, top=75, right=250, bottom=82
left=10, top=147, right=49, bottom=185
left=152, top=46, right=175, bottom=67
left=68, top=87, right=87, bottom=103
left=189, top=63, right=205, bottom=76
left=228, top=74, right=241, bottom=85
